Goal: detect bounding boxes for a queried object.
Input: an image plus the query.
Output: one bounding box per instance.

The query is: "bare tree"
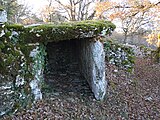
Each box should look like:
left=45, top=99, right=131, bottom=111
left=96, top=0, right=160, bottom=43
left=39, top=0, right=65, bottom=23
left=54, top=0, right=96, bottom=21
left=0, top=0, right=31, bottom=23
left=14, top=3, right=31, bottom=23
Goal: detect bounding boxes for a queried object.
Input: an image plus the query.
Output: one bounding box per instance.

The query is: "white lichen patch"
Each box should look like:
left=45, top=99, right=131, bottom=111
left=0, top=30, right=5, bottom=37
left=36, top=33, right=41, bottom=37
left=9, top=31, right=19, bottom=39
left=29, top=80, right=42, bottom=100
left=16, top=75, right=25, bottom=87
left=29, top=47, right=39, bottom=57
left=100, top=28, right=108, bottom=37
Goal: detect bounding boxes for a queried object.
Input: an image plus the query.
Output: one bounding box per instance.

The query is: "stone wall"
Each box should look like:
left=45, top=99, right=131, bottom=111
left=45, top=40, right=79, bottom=76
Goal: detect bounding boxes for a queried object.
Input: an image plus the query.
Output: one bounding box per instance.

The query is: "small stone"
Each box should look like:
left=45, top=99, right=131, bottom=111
left=144, top=96, right=153, bottom=101
left=60, top=73, right=67, bottom=76
left=53, top=92, right=60, bottom=96
left=113, top=69, right=118, bottom=73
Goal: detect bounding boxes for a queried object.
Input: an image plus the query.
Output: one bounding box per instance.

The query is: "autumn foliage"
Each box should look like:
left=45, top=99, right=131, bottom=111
left=96, top=0, right=160, bottom=44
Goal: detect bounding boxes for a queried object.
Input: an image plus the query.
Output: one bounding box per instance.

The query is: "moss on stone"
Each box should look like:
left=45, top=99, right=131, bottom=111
left=4, top=20, right=116, bottom=43
left=0, top=8, right=4, bottom=11
left=6, top=24, right=24, bottom=31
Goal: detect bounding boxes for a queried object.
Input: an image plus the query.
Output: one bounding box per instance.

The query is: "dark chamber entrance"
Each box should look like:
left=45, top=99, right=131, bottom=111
left=44, top=40, right=92, bottom=96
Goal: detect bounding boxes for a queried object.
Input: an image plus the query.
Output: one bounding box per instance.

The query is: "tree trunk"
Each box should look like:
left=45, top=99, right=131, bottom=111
left=157, top=33, right=160, bottom=63
left=156, top=46, right=160, bottom=63
left=123, top=28, right=128, bottom=44
left=123, top=33, right=127, bottom=44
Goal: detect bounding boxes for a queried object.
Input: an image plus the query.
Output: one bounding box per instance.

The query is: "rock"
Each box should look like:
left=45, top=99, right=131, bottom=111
left=79, top=39, right=107, bottom=100
left=29, top=46, right=44, bottom=101
left=0, top=10, right=7, bottom=23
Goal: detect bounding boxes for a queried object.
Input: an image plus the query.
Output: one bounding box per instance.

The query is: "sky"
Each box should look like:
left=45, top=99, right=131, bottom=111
left=18, top=0, right=48, bottom=13
left=18, top=0, right=159, bottom=14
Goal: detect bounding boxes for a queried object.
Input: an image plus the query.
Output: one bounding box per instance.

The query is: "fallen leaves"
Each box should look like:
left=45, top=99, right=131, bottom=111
left=1, top=57, right=160, bottom=119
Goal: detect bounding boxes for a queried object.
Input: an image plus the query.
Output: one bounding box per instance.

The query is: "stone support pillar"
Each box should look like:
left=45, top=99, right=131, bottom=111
left=78, top=39, right=107, bottom=100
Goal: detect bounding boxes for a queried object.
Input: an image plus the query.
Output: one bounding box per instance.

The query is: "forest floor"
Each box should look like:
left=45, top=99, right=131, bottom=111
left=2, top=57, right=160, bottom=120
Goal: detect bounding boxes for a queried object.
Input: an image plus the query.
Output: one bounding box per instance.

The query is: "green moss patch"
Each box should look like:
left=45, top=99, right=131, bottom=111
left=4, top=20, right=115, bottom=43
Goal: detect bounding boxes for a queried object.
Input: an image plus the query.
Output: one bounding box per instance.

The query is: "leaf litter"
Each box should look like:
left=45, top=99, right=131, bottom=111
left=2, top=57, right=160, bottom=120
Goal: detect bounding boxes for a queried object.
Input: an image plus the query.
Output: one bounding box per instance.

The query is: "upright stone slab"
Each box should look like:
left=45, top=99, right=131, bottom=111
left=78, top=38, right=107, bottom=100
left=29, top=45, right=46, bottom=100
left=0, top=10, right=7, bottom=23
